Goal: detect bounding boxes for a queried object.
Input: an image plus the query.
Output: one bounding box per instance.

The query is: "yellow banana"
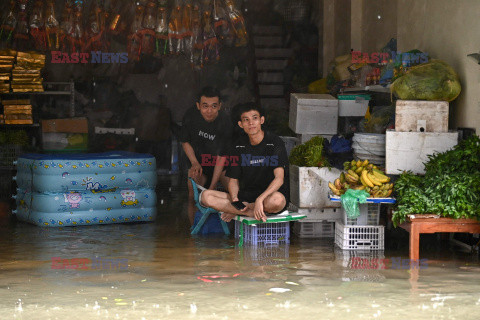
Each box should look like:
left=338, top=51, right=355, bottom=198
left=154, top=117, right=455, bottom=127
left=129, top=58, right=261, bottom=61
left=361, top=159, right=369, bottom=167
left=355, top=166, right=364, bottom=175
left=359, top=175, right=368, bottom=187
left=367, top=172, right=383, bottom=186
left=347, top=170, right=359, bottom=180
left=372, top=169, right=390, bottom=183
left=350, top=159, right=357, bottom=167
left=345, top=173, right=358, bottom=184
left=334, top=178, right=342, bottom=190
left=328, top=182, right=341, bottom=196
left=354, top=185, right=366, bottom=190
left=385, top=189, right=393, bottom=197
left=356, top=160, right=362, bottom=167
left=340, top=172, right=346, bottom=184
left=361, top=169, right=374, bottom=188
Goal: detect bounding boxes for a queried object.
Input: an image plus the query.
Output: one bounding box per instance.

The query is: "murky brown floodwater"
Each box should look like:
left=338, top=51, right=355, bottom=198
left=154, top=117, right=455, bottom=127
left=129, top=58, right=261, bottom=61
left=1, top=176, right=480, bottom=320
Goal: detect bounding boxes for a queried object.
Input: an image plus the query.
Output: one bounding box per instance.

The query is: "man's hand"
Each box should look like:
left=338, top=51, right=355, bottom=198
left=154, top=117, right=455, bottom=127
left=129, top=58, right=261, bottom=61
left=188, top=162, right=203, bottom=181
left=254, top=198, right=266, bottom=222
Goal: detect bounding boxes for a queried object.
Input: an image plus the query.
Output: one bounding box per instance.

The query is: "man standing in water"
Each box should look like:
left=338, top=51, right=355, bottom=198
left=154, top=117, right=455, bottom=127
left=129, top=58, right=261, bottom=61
left=180, top=86, right=232, bottom=224
left=200, top=102, right=289, bottom=222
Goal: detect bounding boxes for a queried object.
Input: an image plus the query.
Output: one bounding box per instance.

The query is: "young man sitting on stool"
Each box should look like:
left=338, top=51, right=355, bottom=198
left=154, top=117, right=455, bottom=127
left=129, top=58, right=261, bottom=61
left=201, top=102, right=289, bottom=223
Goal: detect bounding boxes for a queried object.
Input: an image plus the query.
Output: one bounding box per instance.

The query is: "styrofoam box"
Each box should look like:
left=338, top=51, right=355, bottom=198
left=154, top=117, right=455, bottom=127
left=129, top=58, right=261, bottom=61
left=338, top=97, right=370, bottom=117
left=395, top=100, right=449, bottom=132
left=385, top=130, right=458, bottom=175
left=289, top=93, right=338, bottom=134
left=293, top=221, right=335, bottom=238
left=335, top=221, right=385, bottom=250
left=288, top=203, right=342, bottom=222
left=289, top=165, right=342, bottom=209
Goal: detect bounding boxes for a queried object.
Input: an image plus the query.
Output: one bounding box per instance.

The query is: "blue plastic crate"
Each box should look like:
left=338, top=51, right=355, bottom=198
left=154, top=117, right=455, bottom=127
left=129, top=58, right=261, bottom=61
left=235, top=220, right=290, bottom=245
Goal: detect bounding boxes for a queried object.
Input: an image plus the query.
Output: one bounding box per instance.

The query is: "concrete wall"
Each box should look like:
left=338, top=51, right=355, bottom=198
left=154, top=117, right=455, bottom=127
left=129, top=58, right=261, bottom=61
left=349, top=0, right=397, bottom=52
left=322, top=0, right=351, bottom=77
left=397, top=0, right=480, bottom=133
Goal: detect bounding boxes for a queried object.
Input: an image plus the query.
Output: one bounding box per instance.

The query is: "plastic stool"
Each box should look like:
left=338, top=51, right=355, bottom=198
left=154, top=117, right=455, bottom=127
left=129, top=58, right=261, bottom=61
left=189, top=178, right=230, bottom=235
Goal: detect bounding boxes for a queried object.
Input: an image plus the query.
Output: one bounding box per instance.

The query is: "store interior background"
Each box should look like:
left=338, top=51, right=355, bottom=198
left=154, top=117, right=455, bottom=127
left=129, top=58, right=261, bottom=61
left=1, top=0, right=480, bottom=193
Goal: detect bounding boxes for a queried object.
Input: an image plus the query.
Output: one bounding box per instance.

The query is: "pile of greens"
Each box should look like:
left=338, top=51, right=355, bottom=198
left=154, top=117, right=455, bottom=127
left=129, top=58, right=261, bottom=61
left=392, top=135, right=480, bottom=226
left=289, top=136, right=330, bottom=167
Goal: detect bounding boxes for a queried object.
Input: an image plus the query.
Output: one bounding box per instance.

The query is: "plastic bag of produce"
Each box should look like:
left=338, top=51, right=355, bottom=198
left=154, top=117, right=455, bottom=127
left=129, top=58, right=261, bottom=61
left=391, top=59, right=461, bottom=102
left=340, top=189, right=369, bottom=219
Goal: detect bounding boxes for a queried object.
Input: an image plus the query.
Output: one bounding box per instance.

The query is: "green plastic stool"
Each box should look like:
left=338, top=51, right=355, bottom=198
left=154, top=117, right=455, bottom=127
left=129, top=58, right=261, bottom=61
left=189, top=178, right=230, bottom=235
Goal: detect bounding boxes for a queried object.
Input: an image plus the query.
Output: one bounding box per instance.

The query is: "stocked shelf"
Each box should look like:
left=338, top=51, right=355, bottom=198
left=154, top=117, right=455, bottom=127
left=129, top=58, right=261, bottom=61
left=1, top=82, right=75, bottom=117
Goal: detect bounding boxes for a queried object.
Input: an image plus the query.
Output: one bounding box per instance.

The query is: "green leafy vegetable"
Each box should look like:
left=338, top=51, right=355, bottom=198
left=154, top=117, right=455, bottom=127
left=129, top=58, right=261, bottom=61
left=289, top=136, right=330, bottom=167
left=392, top=135, right=480, bottom=226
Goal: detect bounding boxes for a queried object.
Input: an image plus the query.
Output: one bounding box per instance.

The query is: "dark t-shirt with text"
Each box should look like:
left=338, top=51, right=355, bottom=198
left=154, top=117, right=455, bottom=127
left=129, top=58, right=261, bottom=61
left=180, top=107, right=232, bottom=163
left=226, top=131, right=289, bottom=201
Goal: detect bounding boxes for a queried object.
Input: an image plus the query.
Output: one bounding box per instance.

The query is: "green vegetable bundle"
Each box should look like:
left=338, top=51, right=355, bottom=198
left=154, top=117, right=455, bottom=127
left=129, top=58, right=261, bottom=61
left=391, top=59, right=461, bottom=102
left=392, top=135, right=480, bottom=226
left=289, top=136, right=330, bottom=167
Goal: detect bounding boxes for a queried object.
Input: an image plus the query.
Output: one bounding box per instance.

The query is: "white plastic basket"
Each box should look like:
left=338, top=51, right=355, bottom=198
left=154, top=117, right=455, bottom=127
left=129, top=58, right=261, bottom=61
left=234, top=220, right=290, bottom=245
left=293, top=221, right=335, bottom=238
left=342, top=203, right=380, bottom=226
left=335, top=221, right=384, bottom=250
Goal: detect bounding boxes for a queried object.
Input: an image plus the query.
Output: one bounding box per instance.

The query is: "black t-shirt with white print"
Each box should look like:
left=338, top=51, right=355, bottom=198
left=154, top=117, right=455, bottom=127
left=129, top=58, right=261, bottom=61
left=180, top=107, right=232, bottom=165
left=226, top=131, right=289, bottom=201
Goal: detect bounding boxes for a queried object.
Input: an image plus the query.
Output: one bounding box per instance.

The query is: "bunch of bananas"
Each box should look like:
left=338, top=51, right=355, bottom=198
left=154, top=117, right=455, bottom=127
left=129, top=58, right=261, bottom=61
left=328, top=159, right=394, bottom=198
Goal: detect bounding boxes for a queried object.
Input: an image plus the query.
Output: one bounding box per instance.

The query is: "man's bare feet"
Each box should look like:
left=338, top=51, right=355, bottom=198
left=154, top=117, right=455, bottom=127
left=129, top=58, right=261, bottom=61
left=220, top=212, right=236, bottom=222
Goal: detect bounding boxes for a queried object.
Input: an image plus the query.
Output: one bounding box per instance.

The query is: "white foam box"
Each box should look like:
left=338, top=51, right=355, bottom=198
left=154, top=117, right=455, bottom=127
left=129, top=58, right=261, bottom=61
left=289, top=165, right=342, bottom=209
left=395, top=100, right=449, bottom=132
left=385, top=130, right=458, bottom=175
left=289, top=93, right=338, bottom=134
left=337, top=94, right=370, bottom=117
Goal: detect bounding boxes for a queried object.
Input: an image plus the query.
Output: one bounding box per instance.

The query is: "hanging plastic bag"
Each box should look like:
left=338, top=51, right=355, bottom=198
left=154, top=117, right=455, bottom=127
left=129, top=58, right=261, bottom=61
left=340, top=189, right=369, bottom=219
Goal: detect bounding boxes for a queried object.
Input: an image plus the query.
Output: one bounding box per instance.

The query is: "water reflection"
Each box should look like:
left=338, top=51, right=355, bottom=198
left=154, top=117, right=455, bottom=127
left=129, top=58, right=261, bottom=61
left=0, top=177, right=480, bottom=319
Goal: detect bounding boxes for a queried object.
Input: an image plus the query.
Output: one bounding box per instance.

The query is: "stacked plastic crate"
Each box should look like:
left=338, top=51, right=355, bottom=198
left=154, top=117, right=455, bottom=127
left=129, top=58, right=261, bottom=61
left=288, top=93, right=343, bottom=238
left=335, top=201, right=385, bottom=250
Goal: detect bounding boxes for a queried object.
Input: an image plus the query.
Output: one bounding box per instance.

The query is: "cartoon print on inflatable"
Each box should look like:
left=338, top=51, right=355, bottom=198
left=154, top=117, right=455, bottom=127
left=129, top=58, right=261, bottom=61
left=64, top=192, right=82, bottom=208
left=121, top=190, right=138, bottom=207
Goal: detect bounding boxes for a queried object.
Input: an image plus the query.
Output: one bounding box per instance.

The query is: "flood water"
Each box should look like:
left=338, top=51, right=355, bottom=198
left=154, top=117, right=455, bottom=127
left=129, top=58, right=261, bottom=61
left=1, top=175, right=480, bottom=320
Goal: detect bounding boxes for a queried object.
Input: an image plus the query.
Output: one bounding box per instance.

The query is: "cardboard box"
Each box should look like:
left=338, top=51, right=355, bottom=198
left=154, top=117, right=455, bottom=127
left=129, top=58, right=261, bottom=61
left=395, top=100, right=449, bottom=132
left=385, top=130, right=458, bottom=174
left=289, top=94, right=338, bottom=134
left=41, top=118, right=88, bottom=133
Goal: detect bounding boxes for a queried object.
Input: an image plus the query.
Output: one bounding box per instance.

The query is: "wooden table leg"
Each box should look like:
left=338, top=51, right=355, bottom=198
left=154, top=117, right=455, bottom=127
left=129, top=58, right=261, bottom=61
left=409, top=223, right=420, bottom=261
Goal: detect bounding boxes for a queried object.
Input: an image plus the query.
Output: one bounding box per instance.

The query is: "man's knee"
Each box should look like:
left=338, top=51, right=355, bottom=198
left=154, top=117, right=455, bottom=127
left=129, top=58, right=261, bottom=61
left=265, top=193, right=286, bottom=212
left=200, top=190, right=213, bottom=206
